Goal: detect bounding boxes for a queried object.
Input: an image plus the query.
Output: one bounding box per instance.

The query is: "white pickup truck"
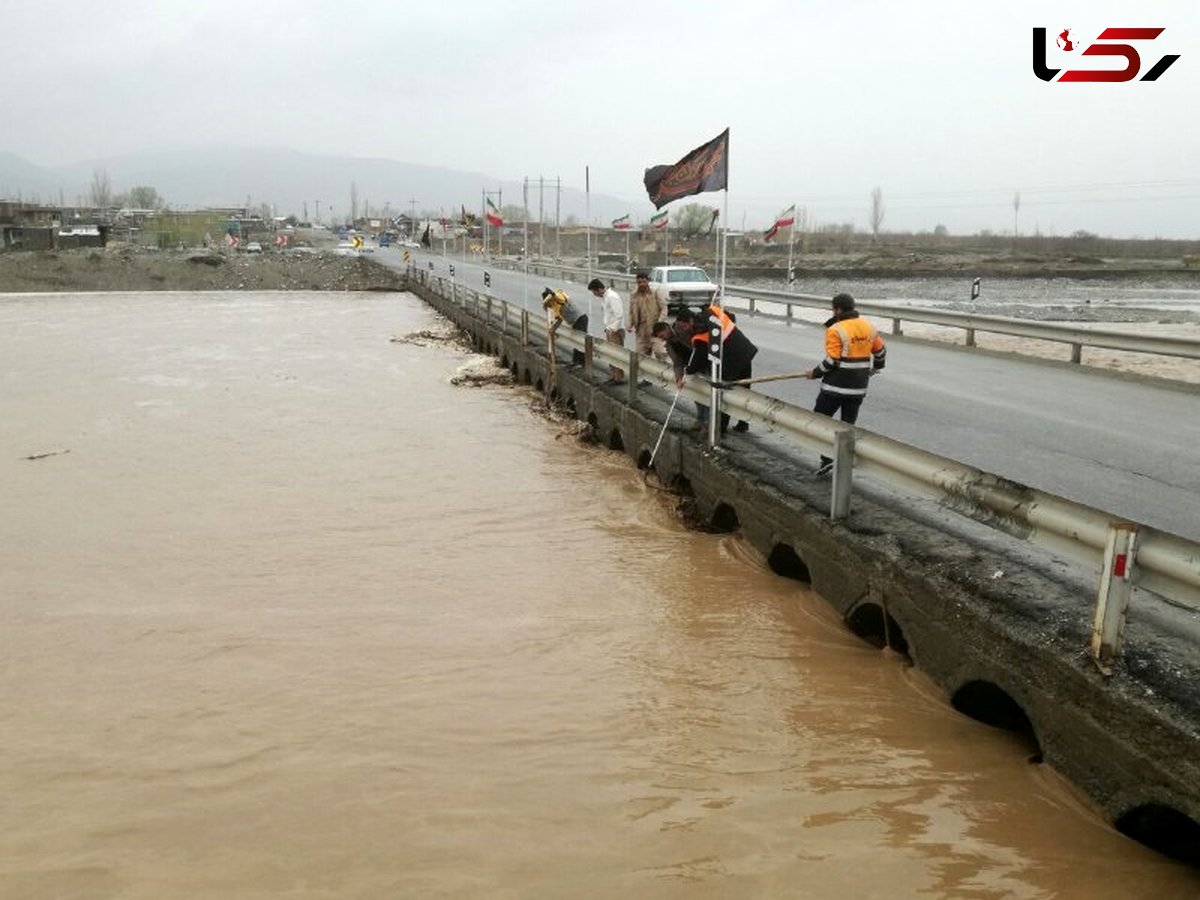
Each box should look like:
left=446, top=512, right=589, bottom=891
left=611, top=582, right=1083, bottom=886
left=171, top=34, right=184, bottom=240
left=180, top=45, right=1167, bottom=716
left=648, top=265, right=720, bottom=315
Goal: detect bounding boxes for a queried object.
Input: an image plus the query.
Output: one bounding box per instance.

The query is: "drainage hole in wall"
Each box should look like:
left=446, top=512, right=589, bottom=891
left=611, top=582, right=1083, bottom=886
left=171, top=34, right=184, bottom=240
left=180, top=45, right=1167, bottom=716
left=951, top=680, right=1041, bottom=761
left=767, top=544, right=811, bottom=583
left=1115, top=804, right=1200, bottom=867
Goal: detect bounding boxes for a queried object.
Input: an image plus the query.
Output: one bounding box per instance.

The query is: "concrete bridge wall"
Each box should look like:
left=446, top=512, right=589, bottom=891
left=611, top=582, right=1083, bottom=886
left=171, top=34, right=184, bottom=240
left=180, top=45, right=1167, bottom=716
left=409, top=275, right=1200, bottom=865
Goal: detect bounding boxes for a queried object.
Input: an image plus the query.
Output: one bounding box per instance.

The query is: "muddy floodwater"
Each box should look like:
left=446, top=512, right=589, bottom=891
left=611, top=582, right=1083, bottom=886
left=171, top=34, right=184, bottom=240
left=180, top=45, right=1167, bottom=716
left=1, top=291, right=1197, bottom=899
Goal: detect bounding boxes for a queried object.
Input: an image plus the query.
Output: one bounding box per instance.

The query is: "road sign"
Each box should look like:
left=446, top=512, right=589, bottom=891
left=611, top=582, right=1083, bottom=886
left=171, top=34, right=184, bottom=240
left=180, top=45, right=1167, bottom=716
left=449, top=264, right=455, bottom=277
left=484, top=271, right=491, bottom=288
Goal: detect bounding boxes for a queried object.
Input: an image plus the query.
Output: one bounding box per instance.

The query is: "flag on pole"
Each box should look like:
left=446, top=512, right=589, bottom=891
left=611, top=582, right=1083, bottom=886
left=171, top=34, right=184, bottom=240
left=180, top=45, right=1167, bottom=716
left=611, top=214, right=632, bottom=230
left=485, top=198, right=503, bottom=227
left=764, top=204, right=797, bottom=242
left=643, top=128, right=730, bottom=209
left=649, top=210, right=669, bottom=230
left=460, top=205, right=477, bottom=226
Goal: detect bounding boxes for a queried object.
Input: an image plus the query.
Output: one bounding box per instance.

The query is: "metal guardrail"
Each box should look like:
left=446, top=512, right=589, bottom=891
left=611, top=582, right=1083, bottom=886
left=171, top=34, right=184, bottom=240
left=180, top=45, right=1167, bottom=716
left=493, top=258, right=1200, bottom=364
left=417, top=269, right=1200, bottom=673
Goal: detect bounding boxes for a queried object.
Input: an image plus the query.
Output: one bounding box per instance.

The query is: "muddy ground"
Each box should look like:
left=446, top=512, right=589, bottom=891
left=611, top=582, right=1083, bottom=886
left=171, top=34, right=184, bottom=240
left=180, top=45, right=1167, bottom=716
left=0, top=246, right=404, bottom=293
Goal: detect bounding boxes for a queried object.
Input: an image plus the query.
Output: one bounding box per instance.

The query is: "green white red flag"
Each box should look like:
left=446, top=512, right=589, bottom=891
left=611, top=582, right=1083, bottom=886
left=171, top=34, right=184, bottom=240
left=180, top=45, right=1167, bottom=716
left=485, top=198, right=503, bottom=227
left=612, top=214, right=631, bottom=230
left=649, top=210, right=668, bottom=230
left=764, top=204, right=796, bottom=242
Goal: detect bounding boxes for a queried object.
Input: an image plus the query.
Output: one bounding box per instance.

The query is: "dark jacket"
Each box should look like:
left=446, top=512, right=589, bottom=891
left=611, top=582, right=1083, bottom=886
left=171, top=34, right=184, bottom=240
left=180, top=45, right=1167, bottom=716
left=686, top=305, right=757, bottom=381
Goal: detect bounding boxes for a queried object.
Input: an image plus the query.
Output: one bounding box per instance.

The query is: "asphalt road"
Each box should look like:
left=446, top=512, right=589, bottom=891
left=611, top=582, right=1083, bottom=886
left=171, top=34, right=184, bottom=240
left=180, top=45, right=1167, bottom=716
left=384, top=247, right=1200, bottom=541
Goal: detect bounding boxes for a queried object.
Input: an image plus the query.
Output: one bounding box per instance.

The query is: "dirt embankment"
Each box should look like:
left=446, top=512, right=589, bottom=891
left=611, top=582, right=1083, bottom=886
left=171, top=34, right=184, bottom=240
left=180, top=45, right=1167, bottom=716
left=0, top=246, right=405, bottom=293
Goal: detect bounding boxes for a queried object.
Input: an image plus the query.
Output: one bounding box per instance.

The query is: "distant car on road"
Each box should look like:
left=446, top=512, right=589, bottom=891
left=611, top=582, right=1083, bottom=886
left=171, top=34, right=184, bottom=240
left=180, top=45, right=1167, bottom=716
left=333, top=242, right=359, bottom=257
left=244, top=241, right=263, bottom=254
left=648, top=265, right=719, bottom=315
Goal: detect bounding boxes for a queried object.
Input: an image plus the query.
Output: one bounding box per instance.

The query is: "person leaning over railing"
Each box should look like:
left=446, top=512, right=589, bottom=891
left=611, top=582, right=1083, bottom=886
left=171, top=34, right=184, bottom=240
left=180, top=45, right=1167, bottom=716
left=654, top=311, right=707, bottom=432
left=806, top=292, right=886, bottom=475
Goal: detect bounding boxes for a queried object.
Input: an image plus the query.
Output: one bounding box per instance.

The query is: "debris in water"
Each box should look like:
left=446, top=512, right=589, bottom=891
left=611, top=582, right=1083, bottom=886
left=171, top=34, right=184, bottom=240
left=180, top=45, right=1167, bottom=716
left=24, top=449, right=70, bottom=461
left=391, top=328, right=458, bottom=347
left=450, top=357, right=512, bottom=387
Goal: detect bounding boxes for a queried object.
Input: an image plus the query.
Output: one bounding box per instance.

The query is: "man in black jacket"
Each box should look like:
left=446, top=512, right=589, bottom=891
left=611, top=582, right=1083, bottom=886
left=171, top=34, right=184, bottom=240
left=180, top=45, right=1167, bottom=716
left=655, top=306, right=757, bottom=435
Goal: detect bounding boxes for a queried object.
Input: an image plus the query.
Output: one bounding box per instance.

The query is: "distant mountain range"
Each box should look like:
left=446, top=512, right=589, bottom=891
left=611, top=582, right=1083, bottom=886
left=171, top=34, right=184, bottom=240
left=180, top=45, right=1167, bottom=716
left=0, top=147, right=642, bottom=225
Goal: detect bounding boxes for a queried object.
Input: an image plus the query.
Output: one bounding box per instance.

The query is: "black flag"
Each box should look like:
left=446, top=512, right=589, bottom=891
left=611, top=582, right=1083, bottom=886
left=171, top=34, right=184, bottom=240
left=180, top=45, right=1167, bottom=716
left=420, top=224, right=432, bottom=248
left=643, top=128, right=729, bottom=210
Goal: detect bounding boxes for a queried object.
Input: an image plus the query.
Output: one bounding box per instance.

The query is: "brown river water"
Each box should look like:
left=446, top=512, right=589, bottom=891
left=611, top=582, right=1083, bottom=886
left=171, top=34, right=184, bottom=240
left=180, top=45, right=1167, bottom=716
left=1, top=291, right=1197, bottom=899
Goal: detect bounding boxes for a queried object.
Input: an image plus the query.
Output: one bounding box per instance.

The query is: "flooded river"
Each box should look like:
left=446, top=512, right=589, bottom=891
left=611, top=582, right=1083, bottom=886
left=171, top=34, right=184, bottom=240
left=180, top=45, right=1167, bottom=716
left=1, top=291, right=1196, bottom=898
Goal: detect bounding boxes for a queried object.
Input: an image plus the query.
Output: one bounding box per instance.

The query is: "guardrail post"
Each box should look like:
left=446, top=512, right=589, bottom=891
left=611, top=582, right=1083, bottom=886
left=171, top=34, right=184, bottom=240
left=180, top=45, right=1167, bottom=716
left=486, top=296, right=493, bottom=325
left=965, top=328, right=976, bottom=347
left=627, top=352, right=639, bottom=403
left=1090, top=523, right=1138, bottom=675
left=500, top=301, right=509, bottom=336
left=521, top=310, right=529, bottom=345
left=584, top=334, right=594, bottom=376
left=786, top=304, right=794, bottom=324
left=830, top=430, right=856, bottom=520
left=749, top=298, right=756, bottom=314
left=1070, top=343, right=1082, bottom=364
left=892, top=318, right=903, bottom=336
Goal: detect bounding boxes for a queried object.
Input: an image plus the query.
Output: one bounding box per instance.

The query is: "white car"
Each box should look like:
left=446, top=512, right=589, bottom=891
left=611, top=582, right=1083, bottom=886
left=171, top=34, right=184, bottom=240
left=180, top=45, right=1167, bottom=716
left=244, top=241, right=262, bottom=254
left=648, top=265, right=719, bottom=314
left=333, top=242, right=359, bottom=256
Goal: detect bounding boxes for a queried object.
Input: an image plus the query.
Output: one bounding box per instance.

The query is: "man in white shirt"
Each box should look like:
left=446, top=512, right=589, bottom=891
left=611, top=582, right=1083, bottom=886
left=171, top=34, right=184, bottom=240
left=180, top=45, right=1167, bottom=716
left=589, top=277, right=626, bottom=384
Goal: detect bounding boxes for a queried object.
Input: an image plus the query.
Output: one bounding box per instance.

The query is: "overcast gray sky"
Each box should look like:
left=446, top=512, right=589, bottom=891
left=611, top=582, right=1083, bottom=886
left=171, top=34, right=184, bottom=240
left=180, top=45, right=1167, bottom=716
left=3, top=0, right=1197, bottom=237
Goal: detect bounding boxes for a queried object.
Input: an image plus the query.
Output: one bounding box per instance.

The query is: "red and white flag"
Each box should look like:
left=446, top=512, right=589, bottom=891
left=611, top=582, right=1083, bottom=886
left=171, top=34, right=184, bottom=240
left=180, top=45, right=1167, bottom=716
left=485, top=198, right=503, bottom=227
left=764, top=204, right=796, bottom=242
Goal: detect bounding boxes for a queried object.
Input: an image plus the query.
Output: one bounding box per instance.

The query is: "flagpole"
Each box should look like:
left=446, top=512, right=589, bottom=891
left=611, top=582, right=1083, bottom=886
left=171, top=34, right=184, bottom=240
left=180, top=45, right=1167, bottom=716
left=709, top=188, right=730, bottom=448
left=523, top=177, right=529, bottom=308
left=481, top=189, right=487, bottom=261
left=786, top=200, right=795, bottom=291
left=585, top=165, right=592, bottom=326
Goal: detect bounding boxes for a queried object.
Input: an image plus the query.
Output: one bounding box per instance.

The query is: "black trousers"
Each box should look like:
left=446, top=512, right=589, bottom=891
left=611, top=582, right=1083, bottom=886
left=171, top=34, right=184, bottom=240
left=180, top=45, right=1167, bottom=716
left=814, top=390, right=864, bottom=466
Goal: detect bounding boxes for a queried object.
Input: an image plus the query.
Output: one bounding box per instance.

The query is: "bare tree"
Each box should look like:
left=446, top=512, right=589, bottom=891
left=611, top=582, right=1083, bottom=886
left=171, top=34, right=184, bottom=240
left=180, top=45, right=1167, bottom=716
left=89, top=169, right=112, bottom=210
left=125, top=185, right=163, bottom=209
left=869, top=186, right=885, bottom=240
left=676, top=203, right=716, bottom=237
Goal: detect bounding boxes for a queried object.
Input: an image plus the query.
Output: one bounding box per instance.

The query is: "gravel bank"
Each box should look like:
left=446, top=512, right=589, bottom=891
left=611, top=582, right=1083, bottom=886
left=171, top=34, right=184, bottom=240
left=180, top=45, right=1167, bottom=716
left=0, top=246, right=405, bottom=293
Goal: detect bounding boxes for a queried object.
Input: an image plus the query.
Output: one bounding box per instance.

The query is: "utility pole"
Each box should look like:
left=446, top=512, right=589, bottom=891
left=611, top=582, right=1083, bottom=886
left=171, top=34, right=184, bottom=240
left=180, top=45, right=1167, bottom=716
left=538, top=175, right=544, bottom=260
left=555, top=176, right=561, bottom=262
left=314, top=199, right=319, bottom=225
left=408, top=197, right=417, bottom=238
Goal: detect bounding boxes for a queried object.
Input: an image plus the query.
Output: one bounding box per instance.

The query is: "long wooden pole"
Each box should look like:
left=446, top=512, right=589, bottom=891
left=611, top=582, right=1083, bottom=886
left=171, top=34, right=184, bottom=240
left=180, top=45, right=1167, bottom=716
left=718, top=370, right=812, bottom=388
